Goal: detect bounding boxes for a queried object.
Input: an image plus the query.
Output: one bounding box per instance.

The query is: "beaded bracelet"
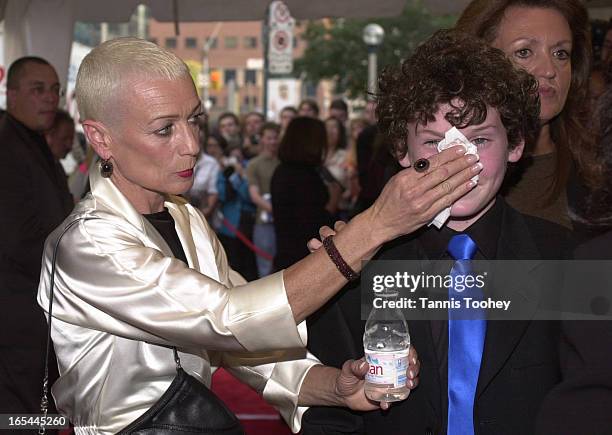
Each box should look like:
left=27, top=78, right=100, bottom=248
left=322, top=236, right=359, bottom=282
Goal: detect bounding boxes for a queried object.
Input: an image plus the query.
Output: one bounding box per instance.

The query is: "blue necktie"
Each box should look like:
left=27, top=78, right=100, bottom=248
left=447, top=234, right=486, bottom=435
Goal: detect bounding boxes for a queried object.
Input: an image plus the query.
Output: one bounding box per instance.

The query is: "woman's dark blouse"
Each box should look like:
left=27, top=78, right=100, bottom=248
left=271, top=163, right=334, bottom=271
left=143, top=209, right=188, bottom=264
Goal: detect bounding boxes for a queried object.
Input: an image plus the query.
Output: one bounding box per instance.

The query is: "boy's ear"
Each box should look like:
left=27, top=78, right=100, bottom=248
left=508, top=140, right=525, bottom=163
left=398, top=153, right=412, bottom=168
left=397, top=144, right=414, bottom=168
left=82, top=120, right=113, bottom=160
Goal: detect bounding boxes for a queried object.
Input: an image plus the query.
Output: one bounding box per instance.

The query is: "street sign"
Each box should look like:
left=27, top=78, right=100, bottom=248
left=268, top=1, right=294, bottom=75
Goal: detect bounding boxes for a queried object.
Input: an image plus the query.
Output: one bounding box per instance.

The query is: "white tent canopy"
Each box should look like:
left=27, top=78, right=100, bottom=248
left=0, top=0, right=610, bottom=91
left=0, top=0, right=409, bottom=23
left=0, top=0, right=408, bottom=89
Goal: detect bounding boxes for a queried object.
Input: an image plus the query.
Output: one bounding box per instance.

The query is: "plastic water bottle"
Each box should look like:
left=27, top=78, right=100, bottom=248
left=363, top=288, right=411, bottom=402
left=260, top=193, right=273, bottom=223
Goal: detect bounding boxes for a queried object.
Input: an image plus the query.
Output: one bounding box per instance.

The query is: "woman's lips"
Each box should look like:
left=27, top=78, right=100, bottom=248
left=538, top=86, right=556, bottom=98
left=177, top=169, right=193, bottom=178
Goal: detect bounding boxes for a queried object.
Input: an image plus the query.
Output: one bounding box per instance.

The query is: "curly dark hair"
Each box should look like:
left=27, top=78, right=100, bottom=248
left=377, top=29, right=540, bottom=159
left=571, top=88, right=612, bottom=229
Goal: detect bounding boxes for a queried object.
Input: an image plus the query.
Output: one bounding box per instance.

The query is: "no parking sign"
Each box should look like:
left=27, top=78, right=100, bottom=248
left=268, top=1, right=294, bottom=74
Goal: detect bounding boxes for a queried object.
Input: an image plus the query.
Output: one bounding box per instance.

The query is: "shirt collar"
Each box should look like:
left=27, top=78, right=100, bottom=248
left=420, top=197, right=504, bottom=260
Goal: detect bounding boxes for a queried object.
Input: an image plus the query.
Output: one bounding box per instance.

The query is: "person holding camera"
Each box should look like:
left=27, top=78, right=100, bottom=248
left=242, top=111, right=264, bottom=158
left=247, top=122, right=281, bottom=277
left=215, top=146, right=258, bottom=281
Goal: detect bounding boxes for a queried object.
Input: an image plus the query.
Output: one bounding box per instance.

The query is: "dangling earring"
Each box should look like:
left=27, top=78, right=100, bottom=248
left=100, top=159, right=113, bottom=178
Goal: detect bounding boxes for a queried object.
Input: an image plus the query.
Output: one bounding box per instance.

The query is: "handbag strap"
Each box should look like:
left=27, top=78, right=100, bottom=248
left=40, top=216, right=182, bottom=433
left=41, top=218, right=94, bottom=433
left=173, top=347, right=182, bottom=370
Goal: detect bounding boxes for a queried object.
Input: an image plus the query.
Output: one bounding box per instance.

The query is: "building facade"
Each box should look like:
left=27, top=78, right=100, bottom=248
left=148, top=19, right=336, bottom=123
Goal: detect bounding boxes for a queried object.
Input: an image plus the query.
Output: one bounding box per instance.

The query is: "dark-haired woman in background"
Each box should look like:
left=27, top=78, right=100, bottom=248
left=271, top=117, right=337, bottom=271
left=456, top=0, right=599, bottom=229
left=324, top=116, right=350, bottom=218
left=298, top=99, right=320, bottom=119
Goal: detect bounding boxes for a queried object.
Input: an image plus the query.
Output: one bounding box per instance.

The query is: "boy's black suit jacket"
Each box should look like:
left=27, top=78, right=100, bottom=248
left=303, top=199, right=572, bottom=435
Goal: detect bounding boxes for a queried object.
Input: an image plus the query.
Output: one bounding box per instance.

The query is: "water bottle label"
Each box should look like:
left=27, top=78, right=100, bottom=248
left=364, top=349, right=409, bottom=388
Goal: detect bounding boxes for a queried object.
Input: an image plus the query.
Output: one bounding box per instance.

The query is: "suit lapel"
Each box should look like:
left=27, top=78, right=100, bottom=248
left=166, top=200, right=200, bottom=270
left=380, top=236, right=445, bottom=422
left=306, top=267, right=363, bottom=369
left=411, top=317, right=444, bottom=422
left=476, top=203, right=541, bottom=397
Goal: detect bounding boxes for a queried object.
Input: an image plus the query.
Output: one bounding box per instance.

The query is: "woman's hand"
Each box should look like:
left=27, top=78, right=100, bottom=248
left=335, top=346, right=421, bottom=411
left=298, top=347, right=420, bottom=409
left=364, top=146, right=481, bottom=245
left=308, top=146, right=480, bottom=253
left=233, top=161, right=245, bottom=177
left=284, top=146, right=480, bottom=325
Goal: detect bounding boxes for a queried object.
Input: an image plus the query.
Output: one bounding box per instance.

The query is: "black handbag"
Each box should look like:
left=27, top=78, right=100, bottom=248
left=41, top=218, right=245, bottom=435
left=117, top=348, right=244, bottom=435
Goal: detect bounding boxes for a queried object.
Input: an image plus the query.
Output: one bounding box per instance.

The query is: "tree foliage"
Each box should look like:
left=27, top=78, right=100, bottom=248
left=294, top=1, right=456, bottom=97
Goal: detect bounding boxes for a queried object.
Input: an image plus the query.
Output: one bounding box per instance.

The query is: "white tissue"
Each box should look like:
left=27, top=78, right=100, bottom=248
left=428, top=127, right=480, bottom=229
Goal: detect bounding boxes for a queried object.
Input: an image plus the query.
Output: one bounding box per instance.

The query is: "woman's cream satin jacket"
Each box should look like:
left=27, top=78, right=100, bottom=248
left=37, top=169, right=319, bottom=434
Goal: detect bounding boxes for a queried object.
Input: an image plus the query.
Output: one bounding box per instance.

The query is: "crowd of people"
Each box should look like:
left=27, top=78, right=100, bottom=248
left=0, top=0, right=611, bottom=434
left=185, top=97, right=381, bottom=281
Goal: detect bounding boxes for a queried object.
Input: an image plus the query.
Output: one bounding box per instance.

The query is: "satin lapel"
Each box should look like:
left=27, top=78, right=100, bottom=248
left=88, top=171, right=204, bottom=273
left=165, top=198, right=200, bottom=270
left=90, top=169, right=147, bottom=232
left=476, top=203, right=541, bottom=398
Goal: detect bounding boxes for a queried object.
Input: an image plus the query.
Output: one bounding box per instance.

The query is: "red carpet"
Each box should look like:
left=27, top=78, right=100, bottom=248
left=212, top=368, right=293, bottom=435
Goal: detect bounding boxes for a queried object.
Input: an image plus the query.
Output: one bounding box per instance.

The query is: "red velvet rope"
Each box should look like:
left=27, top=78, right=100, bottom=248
left=218, top=213, right=274, bottom=262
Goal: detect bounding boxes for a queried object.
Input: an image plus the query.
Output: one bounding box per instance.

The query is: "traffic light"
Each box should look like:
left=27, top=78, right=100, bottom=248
left=210, top=70, right=222, bottom=90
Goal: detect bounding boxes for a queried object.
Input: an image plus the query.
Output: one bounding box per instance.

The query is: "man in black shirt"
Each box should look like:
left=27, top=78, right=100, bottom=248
left=303, top=30, right=572, bottom=435
left=0, top=57, right=73, bottom=419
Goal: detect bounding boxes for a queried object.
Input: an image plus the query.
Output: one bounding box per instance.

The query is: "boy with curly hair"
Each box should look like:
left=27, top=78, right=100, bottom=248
left=303, top=29, right=571, bottom=435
